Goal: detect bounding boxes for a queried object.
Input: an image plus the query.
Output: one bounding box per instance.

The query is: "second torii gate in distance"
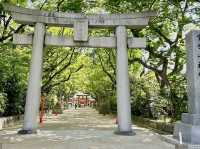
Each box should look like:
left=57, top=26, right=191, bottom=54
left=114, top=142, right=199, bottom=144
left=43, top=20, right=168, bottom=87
left=7, top=5, right=155, bottom=135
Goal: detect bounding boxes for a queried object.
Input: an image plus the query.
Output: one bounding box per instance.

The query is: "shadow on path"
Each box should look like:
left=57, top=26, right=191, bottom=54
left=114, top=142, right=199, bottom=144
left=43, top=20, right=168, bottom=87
left=0, top=108, right=174, bottom=149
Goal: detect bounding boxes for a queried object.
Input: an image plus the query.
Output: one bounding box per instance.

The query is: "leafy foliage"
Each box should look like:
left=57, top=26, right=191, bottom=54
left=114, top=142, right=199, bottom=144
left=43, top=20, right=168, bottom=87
left=0, top=93, right=7, bottom=115
left=0, top=44, right=29, bottom=116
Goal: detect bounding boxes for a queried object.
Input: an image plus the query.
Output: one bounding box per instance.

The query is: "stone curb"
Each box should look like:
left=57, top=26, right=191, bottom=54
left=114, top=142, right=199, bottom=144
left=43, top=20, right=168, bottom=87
left=0, top=115, right=23, bottom=130
left=159, top=134, right=200, bottom=149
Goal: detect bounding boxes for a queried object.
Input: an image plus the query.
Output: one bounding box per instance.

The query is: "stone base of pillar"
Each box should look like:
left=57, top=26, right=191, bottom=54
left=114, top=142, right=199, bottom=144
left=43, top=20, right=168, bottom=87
left=18, top=129, right=37, bottom=135
left=173, top=113, right=200, bottom=144
left=114, top=129, right=135, bottom=136
left=175, top=143, right=200, bottom=149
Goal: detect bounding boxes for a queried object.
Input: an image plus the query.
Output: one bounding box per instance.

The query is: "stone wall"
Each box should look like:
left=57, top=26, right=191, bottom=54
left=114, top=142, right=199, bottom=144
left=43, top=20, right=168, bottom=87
left=0, top=115, right=23, bottom=130
left=134, top=116, right=174, bottom=134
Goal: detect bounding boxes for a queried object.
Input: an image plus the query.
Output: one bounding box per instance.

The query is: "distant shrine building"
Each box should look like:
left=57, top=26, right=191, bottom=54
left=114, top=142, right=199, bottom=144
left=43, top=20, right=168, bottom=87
left=68, top=92, right=96, bottom=107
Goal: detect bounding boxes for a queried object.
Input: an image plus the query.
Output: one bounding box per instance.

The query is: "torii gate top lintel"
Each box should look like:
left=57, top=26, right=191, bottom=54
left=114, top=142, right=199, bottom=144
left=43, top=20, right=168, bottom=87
left=7, top=5, right=156, bottom=49
left=6, top=5, right=156, bottom=29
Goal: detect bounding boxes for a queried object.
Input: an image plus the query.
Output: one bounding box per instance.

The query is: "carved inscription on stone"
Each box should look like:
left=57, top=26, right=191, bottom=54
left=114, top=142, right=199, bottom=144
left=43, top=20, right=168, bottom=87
left=186, top=30, right=200, bottom=114
left=196, top=33, right=200, bottom=76
left=74, top=19, right=88, bottom=42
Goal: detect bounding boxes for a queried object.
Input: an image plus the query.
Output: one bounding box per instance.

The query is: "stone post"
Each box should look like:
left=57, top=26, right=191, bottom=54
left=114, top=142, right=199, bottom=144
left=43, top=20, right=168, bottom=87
left=115, top=26, right=133, bottom=135
left=174, top=30, right=200, bottom=144
left=19, top=23, right=45, bottom=134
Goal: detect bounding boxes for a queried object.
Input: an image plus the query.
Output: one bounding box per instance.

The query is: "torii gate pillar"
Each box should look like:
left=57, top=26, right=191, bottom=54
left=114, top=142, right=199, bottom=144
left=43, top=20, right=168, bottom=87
left=115, top=26, right=133, bottom=135
left=18, top=23, right=45, bottom=134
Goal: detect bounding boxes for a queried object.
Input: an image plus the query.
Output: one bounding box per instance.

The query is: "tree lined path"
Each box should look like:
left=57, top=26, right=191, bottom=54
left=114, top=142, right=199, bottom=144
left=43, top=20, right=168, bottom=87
left=0, top=108, right=173, bottom=149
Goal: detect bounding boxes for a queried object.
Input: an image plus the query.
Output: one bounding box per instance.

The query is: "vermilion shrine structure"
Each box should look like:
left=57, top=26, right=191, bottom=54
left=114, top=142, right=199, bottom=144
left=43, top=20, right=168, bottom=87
left=68, top=93, right=96, bottom=107
left=7, top=6, right=156, bottom=135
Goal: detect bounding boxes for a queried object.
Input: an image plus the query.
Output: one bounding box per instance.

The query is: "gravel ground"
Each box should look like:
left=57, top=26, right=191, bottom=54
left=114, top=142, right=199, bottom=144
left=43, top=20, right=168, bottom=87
left=0, top=108, right=175, bottom=149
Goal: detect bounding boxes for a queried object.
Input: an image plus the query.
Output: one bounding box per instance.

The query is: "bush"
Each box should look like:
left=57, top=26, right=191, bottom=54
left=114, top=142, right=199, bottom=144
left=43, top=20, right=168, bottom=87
left=3, top=74, right=26, bottom=116
left=109, top=95, right=117, bottom=113
left=98, top=102, right=110, bottom=115
left=52, top=102, right=63, bottom=114
left=98, top=97, right=112, bottom=115
left=0, top=93, right=7, bottom=116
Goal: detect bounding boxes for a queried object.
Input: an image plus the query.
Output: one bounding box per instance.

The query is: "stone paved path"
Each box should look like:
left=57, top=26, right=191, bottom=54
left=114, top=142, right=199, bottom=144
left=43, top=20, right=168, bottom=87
left=0, top=108, right=174, bottom=149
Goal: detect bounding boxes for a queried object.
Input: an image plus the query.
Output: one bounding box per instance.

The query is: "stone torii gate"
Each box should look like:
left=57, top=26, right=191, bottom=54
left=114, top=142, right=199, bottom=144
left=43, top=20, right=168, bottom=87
left=7, top=6, right=155, bottom=135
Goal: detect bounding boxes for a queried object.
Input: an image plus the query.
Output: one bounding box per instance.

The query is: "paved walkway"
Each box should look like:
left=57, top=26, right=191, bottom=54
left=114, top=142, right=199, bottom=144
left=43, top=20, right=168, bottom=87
left=0, top=108, right=174, bottom=149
